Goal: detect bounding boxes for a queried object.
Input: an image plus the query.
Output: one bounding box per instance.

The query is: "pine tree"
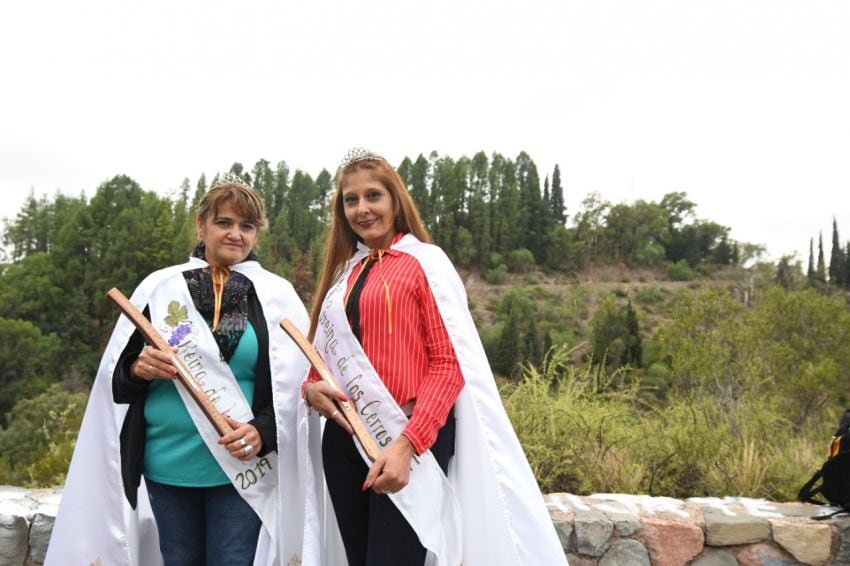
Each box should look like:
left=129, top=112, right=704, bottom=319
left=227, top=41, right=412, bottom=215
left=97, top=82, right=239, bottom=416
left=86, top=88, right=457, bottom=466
left=712, top=235, right=733, bottom=265
left=251, top=159, right=276, bottom=219
left=287, top=170, right=319, bottom=251
left=776, top=256, right=794, bottom=290
left=491, top=155, right=520, bottom=254
left=807, top=238, right=815, bottom=281
left=845, top=241, right=850, bottom=289
left=524, top=316, right=542, bottom=367
left=495, top=310, right=520, bottom=378
left=550, top=164, right=566, bottom=224
left=516, top=151, right=543, bottom=254
left=409, top=154, right=431, bottom=225
left=193, top=173, right=207, bottom=207
left=171, top=178, right=193, bottom=260
left=467, top=151, right=491, bottom=264
left=829, top=218, right=845, bottom=286
left=266, top=161, right=289, bottom=225
left=816, top=233, right=827, bottom=283
left=624, top=300, right=642, bottom=368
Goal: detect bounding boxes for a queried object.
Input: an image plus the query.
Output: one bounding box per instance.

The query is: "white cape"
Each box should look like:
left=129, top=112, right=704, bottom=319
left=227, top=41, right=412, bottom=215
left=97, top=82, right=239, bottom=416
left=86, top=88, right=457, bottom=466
left=46, top=258, right=310, bottom=566
left=296, top=235, right=567, bottom=566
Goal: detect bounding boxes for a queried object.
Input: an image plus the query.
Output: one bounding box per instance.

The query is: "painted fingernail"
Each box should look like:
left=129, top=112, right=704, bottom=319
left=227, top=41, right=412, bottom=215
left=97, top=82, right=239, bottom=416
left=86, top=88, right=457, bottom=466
left=361, top=480, right=370, bottom=491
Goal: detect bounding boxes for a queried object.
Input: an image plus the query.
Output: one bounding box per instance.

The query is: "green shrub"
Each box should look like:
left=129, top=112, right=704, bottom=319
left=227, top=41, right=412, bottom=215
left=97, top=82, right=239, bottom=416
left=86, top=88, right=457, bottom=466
left=507, top=249, right=535, bottom=273
left=634, top=285, right=666, bottom=305
left=484, top=264, right=508, bottom=285
left=0, top=384, right=87, bottom=487
left=667, top=260, right=697, bottom=281
left=502, top=344, right=827, bottom=500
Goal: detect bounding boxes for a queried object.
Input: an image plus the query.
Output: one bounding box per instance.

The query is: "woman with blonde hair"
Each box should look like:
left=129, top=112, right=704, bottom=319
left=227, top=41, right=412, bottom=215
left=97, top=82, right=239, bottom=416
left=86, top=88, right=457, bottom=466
left=48, top=177, right=310, bottom=566
left=300, top=148, right=566, bottom=565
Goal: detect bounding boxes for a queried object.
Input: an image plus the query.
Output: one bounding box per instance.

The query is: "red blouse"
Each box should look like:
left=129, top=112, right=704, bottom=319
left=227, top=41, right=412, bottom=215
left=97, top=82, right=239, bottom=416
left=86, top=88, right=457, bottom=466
left=307, top=235, right=465, bottom=454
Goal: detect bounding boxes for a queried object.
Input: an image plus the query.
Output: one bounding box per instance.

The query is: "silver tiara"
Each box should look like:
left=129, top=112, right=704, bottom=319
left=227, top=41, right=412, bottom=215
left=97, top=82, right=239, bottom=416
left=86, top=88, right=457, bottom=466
left=338, top=147, right=385, bottom=171
left=215, top=172, right=249, bottom=187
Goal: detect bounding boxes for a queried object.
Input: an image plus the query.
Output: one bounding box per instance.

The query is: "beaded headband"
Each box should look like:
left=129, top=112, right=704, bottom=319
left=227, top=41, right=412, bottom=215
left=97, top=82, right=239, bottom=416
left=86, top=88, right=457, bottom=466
left=338, top=147, right=385, bottom=171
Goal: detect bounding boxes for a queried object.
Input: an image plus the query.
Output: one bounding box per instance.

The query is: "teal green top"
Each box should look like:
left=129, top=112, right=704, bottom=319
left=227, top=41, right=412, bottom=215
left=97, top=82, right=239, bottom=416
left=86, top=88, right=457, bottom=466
left=143, top=322, right=258, bottom=487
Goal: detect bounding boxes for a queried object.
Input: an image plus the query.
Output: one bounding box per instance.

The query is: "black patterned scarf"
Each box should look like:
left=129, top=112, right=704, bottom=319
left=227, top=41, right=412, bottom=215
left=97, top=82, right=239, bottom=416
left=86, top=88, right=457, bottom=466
left=184, top=242, right=259, bottom=361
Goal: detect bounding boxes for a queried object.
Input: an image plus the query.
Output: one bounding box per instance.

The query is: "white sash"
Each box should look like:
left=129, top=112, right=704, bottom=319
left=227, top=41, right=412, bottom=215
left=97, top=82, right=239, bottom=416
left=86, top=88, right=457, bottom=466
left=48, top=257, right=312, bottom=566
left=148, top=273, right=279, bottom=546
left=313, top=253, right=463, bottom=566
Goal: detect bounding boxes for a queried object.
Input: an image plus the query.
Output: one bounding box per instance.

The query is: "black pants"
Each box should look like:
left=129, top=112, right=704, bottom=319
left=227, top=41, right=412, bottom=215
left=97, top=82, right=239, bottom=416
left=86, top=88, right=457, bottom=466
left=322, top=410, right=456, bottom=566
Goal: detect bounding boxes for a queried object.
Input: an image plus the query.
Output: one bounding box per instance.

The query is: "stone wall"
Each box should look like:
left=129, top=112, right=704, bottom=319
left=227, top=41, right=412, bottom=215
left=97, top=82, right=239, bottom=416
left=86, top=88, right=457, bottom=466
left=546, top=493, right=847, bottom=565
left=0, top=487, right=58, bottom=566
left=2, top=486, right=849, bottom=565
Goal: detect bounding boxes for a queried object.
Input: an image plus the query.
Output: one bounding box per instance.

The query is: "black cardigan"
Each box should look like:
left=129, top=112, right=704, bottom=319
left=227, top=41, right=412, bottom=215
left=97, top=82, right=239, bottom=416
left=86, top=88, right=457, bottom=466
left=112, top=292, right=274, bottom=509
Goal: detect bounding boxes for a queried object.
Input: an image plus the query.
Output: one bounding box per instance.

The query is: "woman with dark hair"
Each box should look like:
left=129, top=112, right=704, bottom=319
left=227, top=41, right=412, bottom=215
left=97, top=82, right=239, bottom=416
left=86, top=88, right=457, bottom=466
left=48, top=177, right=310, bottom=566
left=300, top=149, right=566, bottom=565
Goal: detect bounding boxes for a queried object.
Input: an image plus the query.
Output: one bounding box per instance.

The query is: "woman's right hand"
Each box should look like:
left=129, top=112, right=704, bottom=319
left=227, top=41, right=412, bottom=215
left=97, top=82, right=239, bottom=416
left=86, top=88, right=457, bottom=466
left=305, top=381, right=354, bottom=435
left=130, top=345, right=178, bottom=381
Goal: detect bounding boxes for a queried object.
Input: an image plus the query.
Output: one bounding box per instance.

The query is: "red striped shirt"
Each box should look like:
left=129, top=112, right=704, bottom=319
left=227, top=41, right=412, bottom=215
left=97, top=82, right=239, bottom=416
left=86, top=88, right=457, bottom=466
left=307, top=235, right=465, bottom=454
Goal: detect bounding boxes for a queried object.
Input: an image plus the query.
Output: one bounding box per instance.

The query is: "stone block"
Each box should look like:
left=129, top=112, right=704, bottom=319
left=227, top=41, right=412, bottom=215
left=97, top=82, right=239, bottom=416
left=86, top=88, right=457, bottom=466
left=769, top=518, right=831, bottom=566
left=692, top=549, right=738, bottom=565
left=599, top=538, right=650, bottom=566
left=549, top=509, right=574, bottom=551
left=704, top=507, right=770, bottom=546
left=29, top=513, right=55, bottom=563
left=639, top=516, right=703, bottom=566
left=832, top=519, right=850, bottom=564
left=565, top=553, right=597, bottom=566
left=603, top=509, right=641, bottom=536
left=0, top=509, right=29, bottom=566
left=574, top=510, right=613, bottom=557
left=735, top=542, right=799, bottom=566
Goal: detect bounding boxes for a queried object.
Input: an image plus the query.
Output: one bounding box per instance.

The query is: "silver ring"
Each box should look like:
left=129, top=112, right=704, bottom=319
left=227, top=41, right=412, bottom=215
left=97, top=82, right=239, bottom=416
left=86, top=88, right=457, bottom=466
left=239, top=438, right=247, bottom=447
left=243, top=444, right=254, bottom=456
left=330, top=410, right=340, bottom=419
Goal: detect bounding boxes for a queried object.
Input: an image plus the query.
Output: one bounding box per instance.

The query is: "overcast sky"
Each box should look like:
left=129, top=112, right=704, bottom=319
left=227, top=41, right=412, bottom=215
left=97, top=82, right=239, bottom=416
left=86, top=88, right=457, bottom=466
left=1, top=1, right=848, bottom=263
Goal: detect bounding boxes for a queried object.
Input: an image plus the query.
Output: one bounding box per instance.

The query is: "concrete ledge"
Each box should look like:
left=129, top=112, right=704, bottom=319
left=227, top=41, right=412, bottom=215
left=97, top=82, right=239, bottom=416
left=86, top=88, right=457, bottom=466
left=2, top=486, right=847, bottom=565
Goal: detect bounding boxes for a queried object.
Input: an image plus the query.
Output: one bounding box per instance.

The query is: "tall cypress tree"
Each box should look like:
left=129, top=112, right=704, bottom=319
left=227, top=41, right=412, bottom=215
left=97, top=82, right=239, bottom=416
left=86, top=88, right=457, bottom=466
left=625, top=300, right=642, bottom=368
left=845, top=241, right=850, bottom=289
left=550, top=164, right=566, bottom=224
left=807, top=238, right=815, bottom=281
left=829, top=218, right=845, bottom=286
left=816, top=233, right=827, bottom=283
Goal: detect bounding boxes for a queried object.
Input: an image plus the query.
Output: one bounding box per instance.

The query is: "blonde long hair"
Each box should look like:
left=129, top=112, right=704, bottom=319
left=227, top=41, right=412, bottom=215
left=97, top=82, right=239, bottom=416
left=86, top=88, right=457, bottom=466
left=308, top=157, right=431, bottom=339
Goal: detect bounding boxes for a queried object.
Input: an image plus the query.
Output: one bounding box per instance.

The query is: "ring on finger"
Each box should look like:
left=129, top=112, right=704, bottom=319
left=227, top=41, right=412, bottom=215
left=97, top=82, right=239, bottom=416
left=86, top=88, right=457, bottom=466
left=239, top=438, right=247, bottom=448
left=243, top=444, right=254, bottom=456
left=329, top=409, right=340, bottom=419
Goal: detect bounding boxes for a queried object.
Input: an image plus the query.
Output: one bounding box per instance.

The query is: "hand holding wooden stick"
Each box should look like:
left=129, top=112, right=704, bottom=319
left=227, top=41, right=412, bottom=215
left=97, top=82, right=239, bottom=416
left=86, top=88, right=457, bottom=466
left=106, top=288, right=233, bottom=437
left=280, top=318, right=381, bottom=461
